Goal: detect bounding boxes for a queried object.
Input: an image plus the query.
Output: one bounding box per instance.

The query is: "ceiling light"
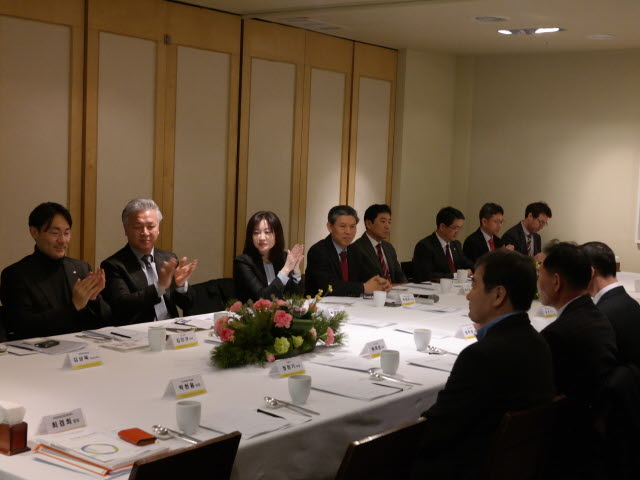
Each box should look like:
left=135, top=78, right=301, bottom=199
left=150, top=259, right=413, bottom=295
left=588, top=34, right=616, bottom=40
left=498, top=27, right=564, bottom=36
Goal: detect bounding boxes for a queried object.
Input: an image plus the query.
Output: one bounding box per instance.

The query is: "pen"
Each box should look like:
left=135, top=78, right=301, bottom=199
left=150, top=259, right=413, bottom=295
left=110, top=332, right=131, bottom=339
left=257, top=408, right=285, bottom=419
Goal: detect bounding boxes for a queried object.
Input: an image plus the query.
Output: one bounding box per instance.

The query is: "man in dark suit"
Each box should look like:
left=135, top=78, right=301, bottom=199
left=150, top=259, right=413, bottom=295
left=0, top=202, right=110, bottom=339
left=463, top=202, right=514, bottom=265
left=581, top=241, right=640, bottom=367
left=305, top=205, right=390, bottom=297
left=412, top=206, right=472, bottom=282
left=101, top=198, right=197, bottom=325
left=538, top=242, right=619, bottom=478
left=412, top=250, right=555, bottom=479
left=501, top=201, right=552, bottom=261
left=352, top=204, right=407, bottom=284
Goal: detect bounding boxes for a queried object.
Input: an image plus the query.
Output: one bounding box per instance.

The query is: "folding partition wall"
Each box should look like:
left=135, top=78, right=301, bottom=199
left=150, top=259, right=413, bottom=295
left=0, top=1, right=396, bottom=279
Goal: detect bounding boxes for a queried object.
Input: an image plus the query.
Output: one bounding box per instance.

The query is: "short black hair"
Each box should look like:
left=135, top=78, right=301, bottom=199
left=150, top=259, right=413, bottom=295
left=479, top=203, right=504, bottom=222
left=28, top=202, right=73, bottom=231
left=580, top=241, right=617, bottom=278
left=542, top=242, right=591, bottom=290
left=525, top=202, right=552, bottom=219
left=328, top=205, right=359, bottom=224
left=436, top=206, right=465, bottom=228
left=475, top=250, right=537, bottom=311
left=364, top=204, right=391, bottom=223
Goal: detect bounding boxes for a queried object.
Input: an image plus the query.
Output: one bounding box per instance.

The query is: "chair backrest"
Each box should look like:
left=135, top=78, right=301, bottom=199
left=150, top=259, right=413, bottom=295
left=400, top=261, right=413, bottom=282
left=185, top=278, right=236, bottom=316
left=129, top=431, right=241, bottom=480
left=335, top=417, right=427, bottom=480
left=0, top=305, right=8, bottom=342
left=481, top=395, right=566, bottom=480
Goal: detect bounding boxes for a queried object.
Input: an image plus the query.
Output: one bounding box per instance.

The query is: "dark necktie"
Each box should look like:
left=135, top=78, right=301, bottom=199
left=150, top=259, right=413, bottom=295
left=141, top=254, right=169, bottom=320
left=339, top=250, right=349, bottom=282
left=445, top=244, right=456, bottom=274
left=488, top=237, right=495, bottom=252
left=376, top=243, right=391, bottom=282
left=526, top=234, right=533, bottom=257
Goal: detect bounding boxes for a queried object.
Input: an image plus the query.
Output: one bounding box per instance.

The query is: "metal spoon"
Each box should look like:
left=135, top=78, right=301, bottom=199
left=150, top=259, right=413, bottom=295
left=367, top=368, right=422, bottom=386
left=263, top=396, right=318, bottom=416
left=152, top=425, right=200, bottom=444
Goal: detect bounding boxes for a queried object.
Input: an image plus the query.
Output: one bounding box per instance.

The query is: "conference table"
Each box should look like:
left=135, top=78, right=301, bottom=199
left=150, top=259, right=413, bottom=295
left=2, top=275, right=638, bottom=480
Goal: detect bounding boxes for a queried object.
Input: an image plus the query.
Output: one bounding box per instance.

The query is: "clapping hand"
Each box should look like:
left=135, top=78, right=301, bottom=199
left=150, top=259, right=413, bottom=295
left=72, top=268, right=106, bottom=310
left=282, top=244, right=305, bottom=275
left=174, top=257, right=198, bottom=287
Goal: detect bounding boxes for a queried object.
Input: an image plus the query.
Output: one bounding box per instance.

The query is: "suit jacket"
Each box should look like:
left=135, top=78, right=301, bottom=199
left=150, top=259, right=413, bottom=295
left=233, top=253, right=304, bottom=302
left=101, top=245, right=193, bottom=325
left=541, top=294, right=619, bottom=407
left=352, top=233, right=407, bottom=284
left=0, top=249, right=110, bottom=339
left=412, top=232, right=472, bottom=283
left=501, top=222, right=541, bottom=257
left=412, top=312, right=555, bottom=478
left=597, top=286, right=640, bottom=367
left=462, top=227, right=504, bottom=266
left=305, top=235, right=369, bottom=297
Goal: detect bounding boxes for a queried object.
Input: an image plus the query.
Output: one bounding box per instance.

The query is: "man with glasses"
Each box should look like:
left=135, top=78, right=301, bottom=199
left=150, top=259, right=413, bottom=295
left=0, top=202, right=110, bottom=339
left=412, top=206, right=472, bottom=282
left=463, top=202, right=514, bottom=265
left=502, top=201, right=552, bottom=262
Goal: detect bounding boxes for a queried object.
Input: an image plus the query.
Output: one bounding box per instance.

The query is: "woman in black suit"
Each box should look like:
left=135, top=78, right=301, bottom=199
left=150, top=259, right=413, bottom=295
left=234, top=211, right=304, bottom=302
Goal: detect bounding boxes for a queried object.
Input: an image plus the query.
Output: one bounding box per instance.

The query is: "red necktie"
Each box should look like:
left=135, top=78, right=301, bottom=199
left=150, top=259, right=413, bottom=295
left=488, top=237, right=495, bottom=251
left=445, top=244, right=456, bottom=274
left=376, top=243, right=391, bottom=282
left=339, top=251, right=349, bottom=281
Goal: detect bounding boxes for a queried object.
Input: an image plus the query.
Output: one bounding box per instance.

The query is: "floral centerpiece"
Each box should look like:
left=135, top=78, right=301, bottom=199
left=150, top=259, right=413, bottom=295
left=210, top=290, right=347, bottom=369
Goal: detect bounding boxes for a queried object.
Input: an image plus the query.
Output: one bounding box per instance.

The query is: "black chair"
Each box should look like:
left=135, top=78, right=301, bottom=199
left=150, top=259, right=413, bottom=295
left=334, top=417, right=427, bottom=479
left=184, top=278, right=236, bottom=316
left=400, top=261, right=413, bottom=282
left=129, top=431, right=241, bottom=480
left=481, top=395, right=566, bottom=480
left=0, top=305, right=8, bottom=342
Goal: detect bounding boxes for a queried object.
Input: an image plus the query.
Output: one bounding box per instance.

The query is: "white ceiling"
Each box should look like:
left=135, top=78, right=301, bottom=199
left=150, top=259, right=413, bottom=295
left=177, top=0, right=640, bottom=55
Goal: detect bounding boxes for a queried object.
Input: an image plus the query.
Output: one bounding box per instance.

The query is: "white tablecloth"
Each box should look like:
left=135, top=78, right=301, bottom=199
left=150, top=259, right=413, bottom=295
left=4, top=277, right=635, bottom=480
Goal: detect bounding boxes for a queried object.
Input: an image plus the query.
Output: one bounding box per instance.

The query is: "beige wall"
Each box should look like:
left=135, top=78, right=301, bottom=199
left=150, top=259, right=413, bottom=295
left=463, top=50, right=640, bottom=271
left=393, top=49, right=457, bottom=262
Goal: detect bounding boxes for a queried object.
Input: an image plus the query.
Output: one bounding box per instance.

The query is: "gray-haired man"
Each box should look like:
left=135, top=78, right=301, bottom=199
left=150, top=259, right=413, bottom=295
left=101, top=198, right=197, bottom=325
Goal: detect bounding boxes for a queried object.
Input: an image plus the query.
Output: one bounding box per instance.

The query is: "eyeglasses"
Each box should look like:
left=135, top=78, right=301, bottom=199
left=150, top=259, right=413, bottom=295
left=447, top=225, right=463, bottom=232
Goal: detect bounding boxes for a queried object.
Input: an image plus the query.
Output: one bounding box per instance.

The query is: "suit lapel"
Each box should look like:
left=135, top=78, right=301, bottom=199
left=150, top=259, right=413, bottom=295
left=63, top=259, right=81, bottom=292
left=122, top=247, right=149, bottom=288
left=429, top=234, right=448, bottom=272
left=325, top=236, right=343, bottom=278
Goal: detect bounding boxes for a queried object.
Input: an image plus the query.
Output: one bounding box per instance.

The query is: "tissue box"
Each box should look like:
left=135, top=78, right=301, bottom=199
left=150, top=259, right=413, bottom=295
left=0, top=422, right=30, bottom=455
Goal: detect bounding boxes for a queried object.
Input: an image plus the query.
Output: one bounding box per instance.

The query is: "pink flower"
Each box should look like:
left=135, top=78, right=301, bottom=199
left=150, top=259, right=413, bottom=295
left=273, top=310, right=292, bottom=328
left=253, top=299, right=273, bottom=310
left=325, top=327, right=335, bottom=346
left=309, top=328, right=317, bottom=340
left=214, top=317, right=229, bottom=335
left=229, top=301, right=242, bottom=313
left=219, top=327, right=235, bottom=342
left=276, top=299, right=287, bottom=307
left=309, top=303, right=318, bottom=312
left=266, top=353, right=276, bottom=362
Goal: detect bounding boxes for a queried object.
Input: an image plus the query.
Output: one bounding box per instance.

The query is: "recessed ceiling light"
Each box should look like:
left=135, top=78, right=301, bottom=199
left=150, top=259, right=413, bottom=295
left=498, top=27, right=564, bottom=36
left=474, top=16, right=509, bottom=23
left=588, top=34, right=616, bottom=40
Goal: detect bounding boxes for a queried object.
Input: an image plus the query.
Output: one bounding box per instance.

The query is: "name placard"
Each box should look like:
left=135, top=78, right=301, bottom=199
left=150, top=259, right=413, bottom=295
left=269, top=358, right=306, bottom=378
left=540, top=306, right=557, bottom=318
left=167, top=331, right=198, bottom=349
left=461, top=283, right=472, bottom=294
left=166, top=374, right=207, bottom=399
left=36, top=408, right=86, bottom=435
left=455, top=324, right=477, bottom=340
left=360, top=339, right=387, bottom=358
left=399, top=293, right=416, bottom=307
left=65, top=349, right=103, bottom=370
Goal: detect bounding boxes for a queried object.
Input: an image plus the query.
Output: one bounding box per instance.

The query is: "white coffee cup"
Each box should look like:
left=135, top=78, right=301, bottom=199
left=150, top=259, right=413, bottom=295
left=288, top=375, right=312, bottom=405
left=373, top=290, right=387, bottom=307
left=457, top=269, right=467, bottom=283
left=176, top=400, right=201, bottom=435
left=635, top=280, right=640, bottom=293
left=414, top=329, right=432, bottom=351
left=440, top=278, right=453, bottom=293
left=380, top=350, right=400, bottom=375
left=148, top=327, right=166, bottom=352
